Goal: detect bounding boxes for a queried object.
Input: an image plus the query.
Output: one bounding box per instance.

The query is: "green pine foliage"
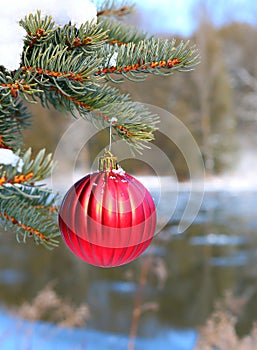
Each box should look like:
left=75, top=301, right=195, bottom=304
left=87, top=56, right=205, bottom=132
left=0, top=1, right=199, bottom=248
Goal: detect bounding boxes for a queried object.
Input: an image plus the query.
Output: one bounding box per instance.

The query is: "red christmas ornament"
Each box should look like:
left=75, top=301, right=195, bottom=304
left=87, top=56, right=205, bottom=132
left=58, top=152, right=156, bottom=267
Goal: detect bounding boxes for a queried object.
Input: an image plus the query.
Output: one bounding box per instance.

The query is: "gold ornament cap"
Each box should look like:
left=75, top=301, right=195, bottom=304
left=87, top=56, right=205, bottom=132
left=99, top=151, right=117, bottom=171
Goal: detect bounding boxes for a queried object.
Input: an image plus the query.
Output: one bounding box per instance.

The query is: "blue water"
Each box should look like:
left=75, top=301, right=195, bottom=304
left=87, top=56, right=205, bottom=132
left=0, top=309, right=198, bottom=350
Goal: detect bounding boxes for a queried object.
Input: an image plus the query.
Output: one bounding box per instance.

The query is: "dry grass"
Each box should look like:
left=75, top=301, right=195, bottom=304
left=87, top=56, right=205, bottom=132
left=16, top=284, right=90, bottom=328
left=195, top=291, right=257, bottom=350
left=12, top=277, right=257, bottom=350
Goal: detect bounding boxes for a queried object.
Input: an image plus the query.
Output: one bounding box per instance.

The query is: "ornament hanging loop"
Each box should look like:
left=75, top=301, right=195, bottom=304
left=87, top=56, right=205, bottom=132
left=99, top=117, right=118, bottom=171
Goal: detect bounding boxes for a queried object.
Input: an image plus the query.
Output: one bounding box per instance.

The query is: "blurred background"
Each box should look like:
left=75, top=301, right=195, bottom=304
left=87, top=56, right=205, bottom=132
left=24, top=0, right=257, bottom=179
left=1, top=1, right=257, bottom=349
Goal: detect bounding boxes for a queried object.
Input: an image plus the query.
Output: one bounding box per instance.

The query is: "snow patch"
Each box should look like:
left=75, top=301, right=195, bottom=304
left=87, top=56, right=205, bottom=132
left=108, top=52, right=118, bottom=67
left=0, top=0, right=97, bottom=70
left=0, top=149, right=23, bottom=172
left=112, top=165, right=126, bottom=176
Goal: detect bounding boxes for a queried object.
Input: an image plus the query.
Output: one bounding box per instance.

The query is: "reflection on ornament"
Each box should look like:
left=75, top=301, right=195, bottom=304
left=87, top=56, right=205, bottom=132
left=58, top=151, right=156, bottom=267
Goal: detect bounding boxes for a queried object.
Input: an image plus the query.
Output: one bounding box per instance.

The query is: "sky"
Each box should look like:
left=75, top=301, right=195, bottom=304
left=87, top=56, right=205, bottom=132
left=131, top=0, right=257, bottom=36
left=3, top=0, right=257, bottom=37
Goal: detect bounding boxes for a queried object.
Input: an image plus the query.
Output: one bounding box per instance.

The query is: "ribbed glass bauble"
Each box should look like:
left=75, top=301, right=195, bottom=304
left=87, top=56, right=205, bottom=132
left=58, top=153, right=156, bottom=267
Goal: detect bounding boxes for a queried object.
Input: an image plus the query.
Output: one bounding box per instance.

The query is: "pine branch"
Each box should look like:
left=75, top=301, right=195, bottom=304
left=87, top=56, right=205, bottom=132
left=97, top=0, right=135, bottom=18
left=17, top=13, right=197, bottom=150
left=0, top=148, right=54, bottom=198
left=16, top=12, right=198, bottom=151
left=0, top=148, right=59, bottom=248
left=22, top=44, right=103, bottom=85
left=97, top=38, right=200, bottom=82
left=0, top=191, right=59, bottom=248
left=0, top=136, right=10, bottom=149
left=0, top=68, right=43, bottom=104
left=55, top=22, right=108, bottom=53
left=20, top=11, right=56, bottom=48
left=21, top=12, right=108, bottom=54
left=99, top=17, right=149, bottom=46
left=38, top=83, right=158, bottom=150
left=0, top=97, right=31, bottom=150
left=14, top=25, right=158, bottom=149
left=21, top=148, right=55, bottom=182
left=0, top=171, right=34, bottom=187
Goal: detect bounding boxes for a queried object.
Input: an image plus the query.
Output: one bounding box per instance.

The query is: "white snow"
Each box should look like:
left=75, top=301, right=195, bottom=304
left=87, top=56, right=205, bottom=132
left=0, top=0, right=97, bottom=71
left=108, top=52, right=118, bottom=67
left=0, top=149, right=23, bottom=171
left=110, top=117, right=118, bottom=123
left=112, top=165, right=126, bottom=176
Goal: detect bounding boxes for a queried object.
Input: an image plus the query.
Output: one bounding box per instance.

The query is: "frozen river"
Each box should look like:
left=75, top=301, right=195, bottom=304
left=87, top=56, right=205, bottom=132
left=0, top=177, right=257, bottom=349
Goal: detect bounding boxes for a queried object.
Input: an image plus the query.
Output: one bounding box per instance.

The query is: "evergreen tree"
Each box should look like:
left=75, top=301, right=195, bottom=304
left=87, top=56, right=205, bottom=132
left=0, top=1, right=199, bottom=248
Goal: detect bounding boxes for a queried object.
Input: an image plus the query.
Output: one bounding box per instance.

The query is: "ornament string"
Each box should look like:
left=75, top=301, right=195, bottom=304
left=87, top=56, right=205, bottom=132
left=108, top=117, right=117, bottom=152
